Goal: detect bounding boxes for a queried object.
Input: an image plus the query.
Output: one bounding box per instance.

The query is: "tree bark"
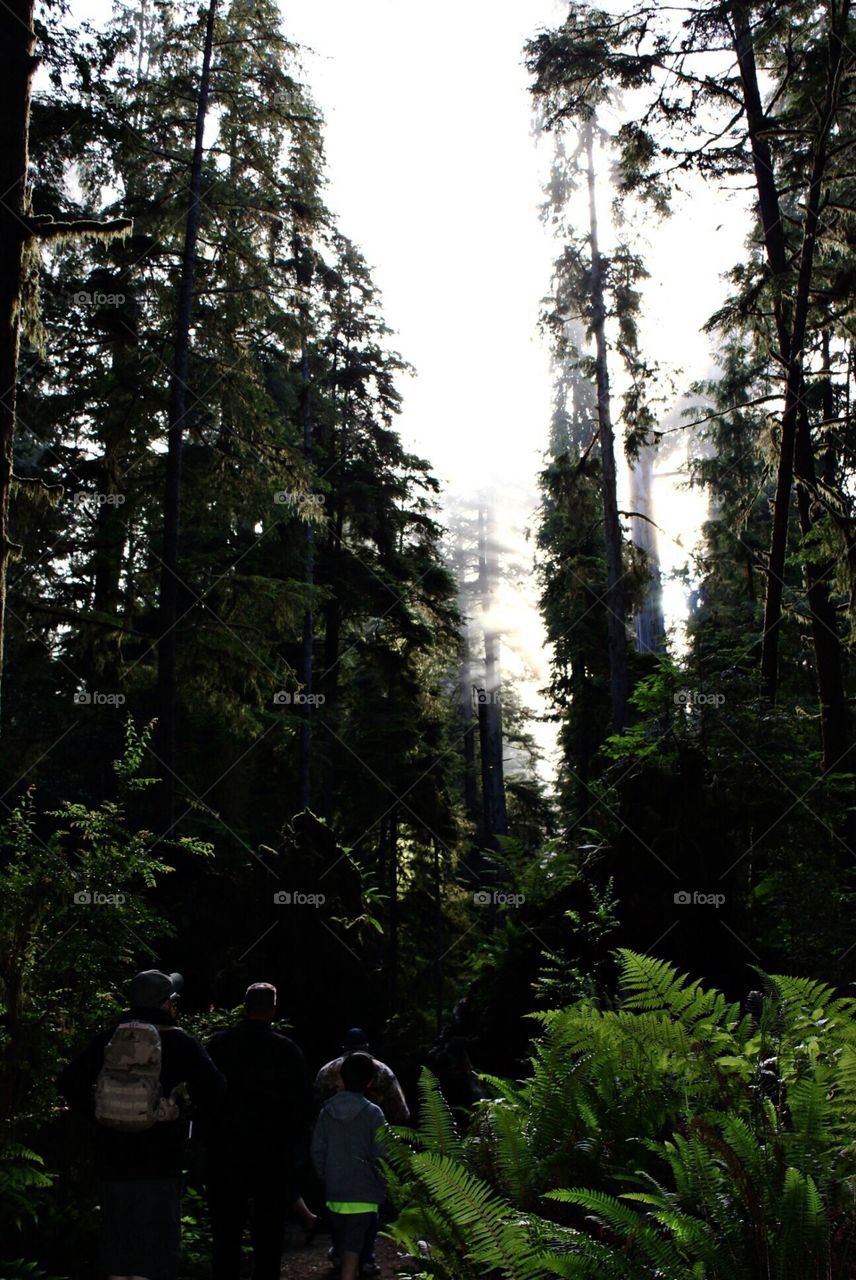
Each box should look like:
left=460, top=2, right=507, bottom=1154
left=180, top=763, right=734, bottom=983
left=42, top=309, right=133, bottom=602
left=584, top=120, right=629, bottom=732
left=460, top=650, right=480, bottom=826
left=476, top=501, right=507, bottom=844
left=450, top=532, right=480, bottom=832
left=298, top=340, right=314, bottom=810
left=387, top=810, right=399, bottom=1015
left=156, top=0, right=217, bottom=823
left=0, top=0, right=130, bottom=732
left=433, top=838, right=444, bottom=1034
left=0, top=0, right=37, bottom=731
left=794, top=400, right=850, bottom=774
left=629, top=437, right=665, bottom=652
left=321, top=593, right=340, bottom=823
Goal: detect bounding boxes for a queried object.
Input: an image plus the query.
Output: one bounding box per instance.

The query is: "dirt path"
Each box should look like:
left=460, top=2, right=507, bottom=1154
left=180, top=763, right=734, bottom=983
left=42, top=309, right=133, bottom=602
left=279, top=1227, right=413, bottom=1280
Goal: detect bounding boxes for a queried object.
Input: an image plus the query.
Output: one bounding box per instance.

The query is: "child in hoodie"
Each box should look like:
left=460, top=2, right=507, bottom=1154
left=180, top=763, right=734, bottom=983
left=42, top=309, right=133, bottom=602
left=311, top=1051, right=385, bottom=1279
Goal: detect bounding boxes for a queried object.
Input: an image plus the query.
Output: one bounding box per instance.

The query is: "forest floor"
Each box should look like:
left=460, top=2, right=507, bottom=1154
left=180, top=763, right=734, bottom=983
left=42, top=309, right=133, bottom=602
left=279, top=1226, right=412, bottom=1279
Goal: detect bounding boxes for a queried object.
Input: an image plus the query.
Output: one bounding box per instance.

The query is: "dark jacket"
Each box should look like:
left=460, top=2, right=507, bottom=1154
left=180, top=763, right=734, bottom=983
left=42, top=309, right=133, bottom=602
left=311, top=1090, right=386, bottom=1204
left=58, top=1007, right=225, bottom=1180
left=204, top=1018, right=311, bottom=1166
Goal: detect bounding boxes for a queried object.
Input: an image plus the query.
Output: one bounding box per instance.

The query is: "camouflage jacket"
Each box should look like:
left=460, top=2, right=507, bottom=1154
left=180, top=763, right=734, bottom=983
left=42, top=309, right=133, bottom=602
left=314, top=1053, right=410, bottom=1124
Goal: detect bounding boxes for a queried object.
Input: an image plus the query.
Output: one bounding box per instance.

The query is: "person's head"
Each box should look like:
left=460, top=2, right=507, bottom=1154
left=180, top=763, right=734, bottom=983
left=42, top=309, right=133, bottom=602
left=244, top=982, right=276, bottom=1021
left=340, top=1051, right=375, bottom=1094
left=129, top=970, right=183, bottom=1022
left=341, top=1026, right=370, bottom=1054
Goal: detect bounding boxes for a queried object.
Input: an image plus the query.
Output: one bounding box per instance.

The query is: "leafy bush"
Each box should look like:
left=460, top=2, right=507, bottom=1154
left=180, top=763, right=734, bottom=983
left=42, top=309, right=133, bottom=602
left=0, top=721, right=212, bottom=1274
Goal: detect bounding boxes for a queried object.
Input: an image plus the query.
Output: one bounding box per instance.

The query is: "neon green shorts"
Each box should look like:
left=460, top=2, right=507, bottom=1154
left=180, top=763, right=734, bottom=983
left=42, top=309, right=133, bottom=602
left=326, top=1200, right=379, bottom=1213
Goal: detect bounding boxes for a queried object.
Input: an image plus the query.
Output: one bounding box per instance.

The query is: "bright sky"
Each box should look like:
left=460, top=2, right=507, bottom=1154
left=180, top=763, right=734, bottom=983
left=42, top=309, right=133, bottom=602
left=68, top=0, right=754, bottom=780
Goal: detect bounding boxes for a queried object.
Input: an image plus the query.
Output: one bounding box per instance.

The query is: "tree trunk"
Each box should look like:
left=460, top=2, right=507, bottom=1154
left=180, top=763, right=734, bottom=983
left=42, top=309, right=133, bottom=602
left=156, top=0, right=217, bottom=824
left=477, top=692, right=494, bottom=846
left=298, top=341, right=314, bottom=810
left=91, top=342, right=135, bottom=689
left=387, top=810, right=399, bottom=1014
left=794, top=400, right=850, bottom=774
left=584, top=120, right=629, bottom=732
left=433, top=838, right=443, bottom=1034
left=476, top=501, right=507, bottom=844
left=450, top=531, right=480, bottom=832
left=460, top=649, right=479, bottom=826
left=321, top=481, right=345, bottom=822
left=0, top=0, right=130, bottom=732
left=629, top=437, right=665, bottom=652
left=0, top=0, right=37, bottom=731
left=820, top=331, right=837, bottom=488
left=482, top=627, right=507, bottom=837
left=321, top=593, right=340, bottom=824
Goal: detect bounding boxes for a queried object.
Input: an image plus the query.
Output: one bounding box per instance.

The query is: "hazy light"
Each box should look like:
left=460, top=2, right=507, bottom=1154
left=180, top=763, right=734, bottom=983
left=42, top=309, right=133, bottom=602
left=62, top=0, right=753, bottom=782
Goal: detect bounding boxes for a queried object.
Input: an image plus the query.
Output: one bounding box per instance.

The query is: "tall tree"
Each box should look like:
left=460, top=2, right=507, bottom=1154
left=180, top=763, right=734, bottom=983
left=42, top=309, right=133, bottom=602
left=584, top=121, right=630, bottom=730
left=730, top=0, right=852, bottom=726
left=0, top=0, right=129, bottom=731
left=475, top=499, right=508, bottom=843
left=527, top=0, right=856, bottom=775
left=156, top=0, right=217, bottom=822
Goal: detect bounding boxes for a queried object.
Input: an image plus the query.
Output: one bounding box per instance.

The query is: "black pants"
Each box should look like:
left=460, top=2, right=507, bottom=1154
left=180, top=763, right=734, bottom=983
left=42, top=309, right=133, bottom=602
left=330, top=1209, right=378, bottom=1263
left=97, top=1177, right=182, bottom=1280
left=207, top=1158, right=290, bottom=1280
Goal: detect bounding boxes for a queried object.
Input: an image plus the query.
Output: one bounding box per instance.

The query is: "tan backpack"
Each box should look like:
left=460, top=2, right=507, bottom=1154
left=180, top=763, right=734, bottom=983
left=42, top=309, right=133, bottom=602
left=94, top=1022, right=181, bottom=1132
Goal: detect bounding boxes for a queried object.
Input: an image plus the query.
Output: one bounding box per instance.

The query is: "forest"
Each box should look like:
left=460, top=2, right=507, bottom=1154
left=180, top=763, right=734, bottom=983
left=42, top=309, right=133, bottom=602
left=2, top=0, right=856, bottom=1276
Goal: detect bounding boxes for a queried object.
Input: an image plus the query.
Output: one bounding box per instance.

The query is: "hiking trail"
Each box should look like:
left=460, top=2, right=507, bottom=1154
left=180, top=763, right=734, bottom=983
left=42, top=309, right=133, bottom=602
left=279, top=1226, right=411, bottom=1279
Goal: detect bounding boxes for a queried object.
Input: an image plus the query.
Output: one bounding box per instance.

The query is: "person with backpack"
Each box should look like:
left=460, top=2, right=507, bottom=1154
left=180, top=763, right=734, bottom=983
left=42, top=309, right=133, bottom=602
left=59, top=969, right=225, bottom=1280
left=311, top=1052, right=386, bottom=1280
left=203, top=982, right=312, bottom=1280
left=315, top=1027, right=410, bottom=1124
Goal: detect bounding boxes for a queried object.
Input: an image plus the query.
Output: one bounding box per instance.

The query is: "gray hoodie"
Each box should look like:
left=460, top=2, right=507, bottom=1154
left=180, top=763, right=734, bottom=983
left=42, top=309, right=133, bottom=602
left=311, top=1089, right=386, bottom=1204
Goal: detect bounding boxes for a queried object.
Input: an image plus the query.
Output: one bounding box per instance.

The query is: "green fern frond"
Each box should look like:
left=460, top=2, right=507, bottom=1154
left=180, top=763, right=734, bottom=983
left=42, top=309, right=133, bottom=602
left=416, top=1068, right=467, bottom=1161
left=776, top=1167, right=828, bottom=1277
left=547, top=1187, right=699, bottom=1278
left=487, top=1100, right=540, bottom=1206
left=617, top=949, right=733, bottom=1030
left=412, top=1152, right=548, bottom=1279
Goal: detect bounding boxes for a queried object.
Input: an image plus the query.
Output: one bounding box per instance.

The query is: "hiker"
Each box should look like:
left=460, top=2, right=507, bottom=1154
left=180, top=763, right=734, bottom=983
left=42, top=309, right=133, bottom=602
left=315, top=1027, right=410, bottom=1124
left=311, top=1052, right=386, bottom=1280
left=203, top=982, right=313, bottom=1280
left=58, top=969, right=225, bottom=1280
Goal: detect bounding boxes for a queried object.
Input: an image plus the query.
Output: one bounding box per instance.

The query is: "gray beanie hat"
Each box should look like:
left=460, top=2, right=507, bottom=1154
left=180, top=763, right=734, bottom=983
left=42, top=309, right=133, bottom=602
left=130, top=969, right=184, bottom=1008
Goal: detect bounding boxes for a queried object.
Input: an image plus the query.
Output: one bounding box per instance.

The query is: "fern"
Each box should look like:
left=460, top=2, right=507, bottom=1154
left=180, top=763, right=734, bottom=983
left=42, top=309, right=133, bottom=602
left=485, top=1101, right=539, bottom=1207
left=547, top=1188, right=701, bottom=1279
left=617, top=948, right=736, bottom=1031
left=0, top=1263, right=63, bottom=1280
left=411, top=1153, right=549, bottom=1280
left=416, top=1068, right=467, bottom=1162
left=0, top=1144, right=54, bottom=1231
left=388, top=953, right=856, bottom=1278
